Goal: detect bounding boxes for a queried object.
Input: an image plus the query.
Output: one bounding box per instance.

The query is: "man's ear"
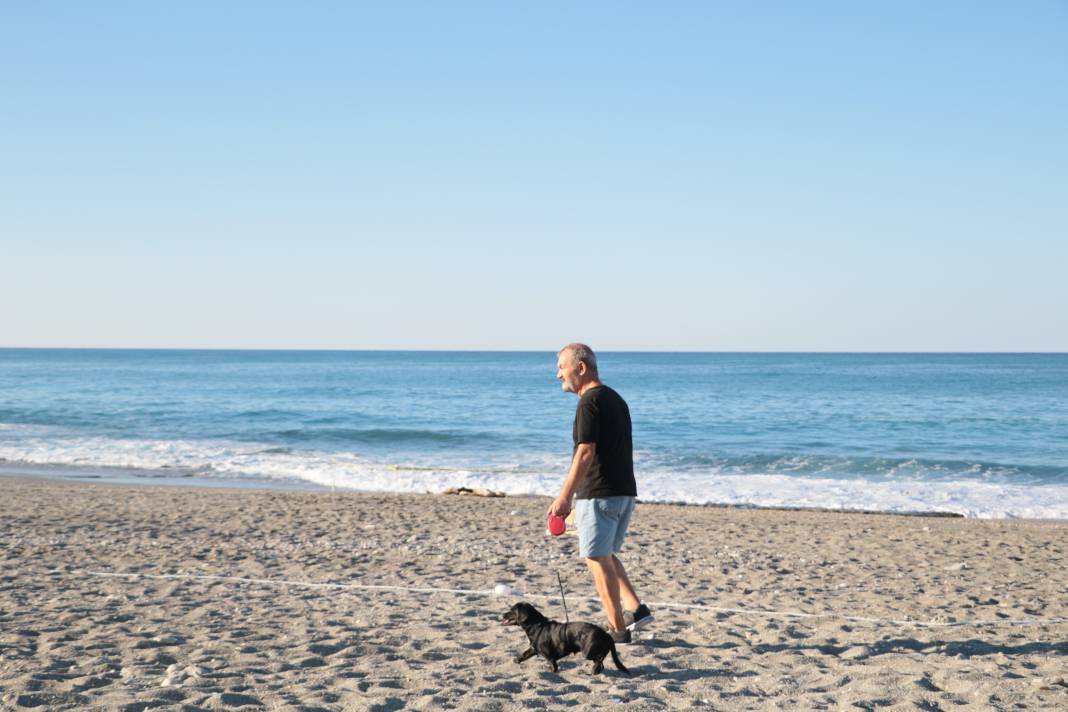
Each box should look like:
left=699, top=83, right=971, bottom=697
left=576, top=361, right=587, bottom=376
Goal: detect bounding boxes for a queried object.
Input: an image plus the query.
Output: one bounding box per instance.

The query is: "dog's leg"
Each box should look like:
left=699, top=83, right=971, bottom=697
left=514, top=647, right=536, bottom=665
left=548, top=659, right=559, bottom=673
left=590, top=658, right=604, bottom=675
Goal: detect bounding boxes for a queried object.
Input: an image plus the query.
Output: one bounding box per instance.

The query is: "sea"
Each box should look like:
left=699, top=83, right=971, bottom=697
left=1, top=349, right=1066, bottom=519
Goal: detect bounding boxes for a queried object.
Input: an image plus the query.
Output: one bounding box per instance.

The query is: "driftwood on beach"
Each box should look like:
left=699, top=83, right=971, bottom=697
left=440, top=486, right=506, bottom=497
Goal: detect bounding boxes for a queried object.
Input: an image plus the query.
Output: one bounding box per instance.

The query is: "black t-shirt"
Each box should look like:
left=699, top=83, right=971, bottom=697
left=572, top=385, right=637, bottom=499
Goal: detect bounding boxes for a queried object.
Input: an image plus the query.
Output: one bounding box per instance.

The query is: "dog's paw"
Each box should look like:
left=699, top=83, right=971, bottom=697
left=513, top=656, right=524, bottom=664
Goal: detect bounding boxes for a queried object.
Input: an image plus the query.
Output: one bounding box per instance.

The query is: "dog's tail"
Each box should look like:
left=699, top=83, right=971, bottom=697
left=610, top=643, right=630, bottom=675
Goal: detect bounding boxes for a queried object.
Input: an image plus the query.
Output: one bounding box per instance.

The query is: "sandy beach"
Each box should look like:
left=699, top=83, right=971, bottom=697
left=1, top=476, right=1066, bottom=711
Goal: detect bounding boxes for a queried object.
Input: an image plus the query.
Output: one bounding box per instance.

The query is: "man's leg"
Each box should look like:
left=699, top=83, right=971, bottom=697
left=608, top=498, right=641, bottom=614
left=611, top=554, right=641, bottom=613
left=585, top=555, right=625, bottom=632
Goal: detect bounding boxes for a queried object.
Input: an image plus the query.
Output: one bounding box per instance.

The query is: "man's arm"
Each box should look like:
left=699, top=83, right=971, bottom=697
left=548, top=442, right=596, bottom=518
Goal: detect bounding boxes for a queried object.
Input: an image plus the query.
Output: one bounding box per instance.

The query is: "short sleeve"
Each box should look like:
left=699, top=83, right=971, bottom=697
left=574, top=395, right=599, bottom=444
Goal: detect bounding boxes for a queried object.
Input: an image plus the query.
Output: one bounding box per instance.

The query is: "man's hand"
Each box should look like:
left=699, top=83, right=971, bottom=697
left=548, top=495, right=572, bottom=519
left=548, top=442, right=595, bottom=520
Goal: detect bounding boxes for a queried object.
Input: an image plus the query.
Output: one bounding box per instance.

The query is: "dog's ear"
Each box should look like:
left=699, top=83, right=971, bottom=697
left=516, top=602, right=541, bottom=626
left=513, top=603, right=531, bottom=625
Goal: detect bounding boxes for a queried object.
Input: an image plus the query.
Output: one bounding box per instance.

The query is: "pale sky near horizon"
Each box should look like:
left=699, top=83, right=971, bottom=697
left=3, top=2, right=1066, bottom=351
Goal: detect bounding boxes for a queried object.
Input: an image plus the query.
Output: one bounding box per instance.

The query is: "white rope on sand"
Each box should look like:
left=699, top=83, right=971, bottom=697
left=55, top=569, right=1068, bottom=630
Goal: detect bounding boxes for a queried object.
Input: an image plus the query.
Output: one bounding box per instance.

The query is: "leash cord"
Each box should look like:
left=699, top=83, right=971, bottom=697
left=555, top=569, right=569, bottom=623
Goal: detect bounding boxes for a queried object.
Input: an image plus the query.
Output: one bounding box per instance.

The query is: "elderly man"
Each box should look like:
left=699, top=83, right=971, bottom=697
left=549, top=343, right=653, bottom=644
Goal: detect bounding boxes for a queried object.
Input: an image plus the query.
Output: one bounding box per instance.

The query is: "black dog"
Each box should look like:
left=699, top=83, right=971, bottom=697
left=501, top=602, right=629, bottom=675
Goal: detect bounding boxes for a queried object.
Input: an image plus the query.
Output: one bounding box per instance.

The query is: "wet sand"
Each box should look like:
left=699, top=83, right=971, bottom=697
left=1, top=476, right=1066, bottom=710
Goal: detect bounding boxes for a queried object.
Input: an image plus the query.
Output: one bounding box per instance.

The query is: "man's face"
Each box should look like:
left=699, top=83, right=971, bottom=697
left=556, top=351, right=585, bottom=394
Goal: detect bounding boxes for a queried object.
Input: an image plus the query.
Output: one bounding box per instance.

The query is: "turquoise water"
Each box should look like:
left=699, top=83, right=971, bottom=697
left=1, top=350, right=1066, bottom=517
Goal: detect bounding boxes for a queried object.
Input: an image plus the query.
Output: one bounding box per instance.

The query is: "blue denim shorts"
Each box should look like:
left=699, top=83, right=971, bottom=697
left=575, top=496, right=635, bottom=558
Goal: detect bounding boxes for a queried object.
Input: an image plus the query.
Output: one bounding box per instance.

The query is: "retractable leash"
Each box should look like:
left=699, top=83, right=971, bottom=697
left=547, top=514, right=570, bottom=622
left=556, top=570, right=570, bottom=623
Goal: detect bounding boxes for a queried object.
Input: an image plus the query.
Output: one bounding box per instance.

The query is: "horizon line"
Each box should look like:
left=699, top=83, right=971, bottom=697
left=1, top=346, right=1065, bottom=355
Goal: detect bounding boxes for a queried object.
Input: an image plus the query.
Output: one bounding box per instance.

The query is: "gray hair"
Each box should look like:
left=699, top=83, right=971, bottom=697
left=559, top=343, right=598, bottom=375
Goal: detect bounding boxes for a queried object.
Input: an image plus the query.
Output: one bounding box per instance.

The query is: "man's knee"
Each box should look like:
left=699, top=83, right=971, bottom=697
left=585, top=555, right=616, bottom=576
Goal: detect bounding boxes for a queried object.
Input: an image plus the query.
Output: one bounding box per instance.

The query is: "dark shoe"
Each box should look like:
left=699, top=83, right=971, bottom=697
left=624, top=603, right=654, bottom=631
left=610, top=629, right=632, bottom=645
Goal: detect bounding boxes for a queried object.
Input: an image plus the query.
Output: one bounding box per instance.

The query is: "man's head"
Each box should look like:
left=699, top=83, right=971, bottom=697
left=556, top=343, right=599, bottom=395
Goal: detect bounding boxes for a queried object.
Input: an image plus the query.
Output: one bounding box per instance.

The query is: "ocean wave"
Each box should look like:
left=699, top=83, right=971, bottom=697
left=653, top=451, right=1068, bottom=484
left=270, top=427, right=479, bottom=445
left=0, top=434, right=1067, bottom=518
left=233, top=409, right=305, bottom=420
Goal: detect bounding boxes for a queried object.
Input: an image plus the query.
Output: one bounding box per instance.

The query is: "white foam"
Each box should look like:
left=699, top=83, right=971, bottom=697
left=634, top=470, right=1068, bottom=519
left=1, top=433, right=1067, bottom=519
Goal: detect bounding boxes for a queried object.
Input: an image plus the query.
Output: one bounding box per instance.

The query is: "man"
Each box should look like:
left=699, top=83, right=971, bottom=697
left=549, top=343, right=653, bottom=644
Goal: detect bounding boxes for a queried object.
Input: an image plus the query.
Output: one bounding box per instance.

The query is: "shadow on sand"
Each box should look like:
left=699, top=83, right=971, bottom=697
left=753, top=638, right=1068, bottom=661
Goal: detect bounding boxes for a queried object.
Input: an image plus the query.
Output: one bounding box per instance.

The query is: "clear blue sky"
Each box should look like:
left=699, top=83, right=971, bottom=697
left=3, top=2, right=1066, bottom=351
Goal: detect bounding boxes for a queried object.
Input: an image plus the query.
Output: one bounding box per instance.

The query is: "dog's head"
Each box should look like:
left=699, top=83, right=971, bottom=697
left=500, top=602, right=547, bottom=628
